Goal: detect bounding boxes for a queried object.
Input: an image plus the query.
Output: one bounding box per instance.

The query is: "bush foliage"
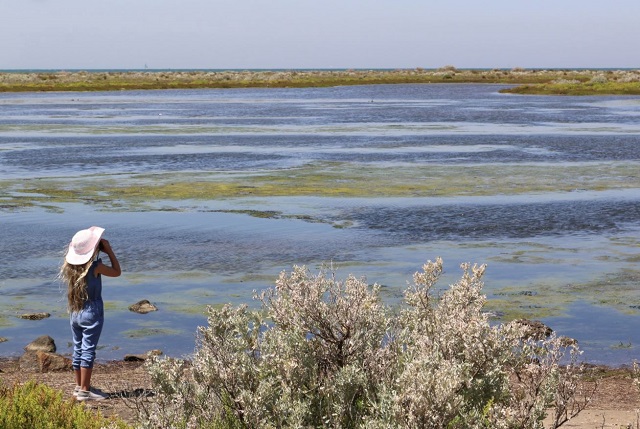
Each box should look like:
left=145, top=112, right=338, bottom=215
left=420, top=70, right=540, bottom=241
left=0, top=380, right=130, bottom=429
left=142, top=259, right=589, bottom=428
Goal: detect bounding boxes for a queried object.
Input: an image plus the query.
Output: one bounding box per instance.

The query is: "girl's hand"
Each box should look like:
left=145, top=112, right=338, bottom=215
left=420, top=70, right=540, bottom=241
left=95, top=238, right=121, bottom=277
left=99, top=239, right=112, bottom=253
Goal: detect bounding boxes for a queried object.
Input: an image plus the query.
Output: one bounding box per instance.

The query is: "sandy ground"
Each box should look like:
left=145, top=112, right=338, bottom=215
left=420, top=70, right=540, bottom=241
left=545, top=368, right=640, bottom=428
left=1, top=358, right=639, bottom=428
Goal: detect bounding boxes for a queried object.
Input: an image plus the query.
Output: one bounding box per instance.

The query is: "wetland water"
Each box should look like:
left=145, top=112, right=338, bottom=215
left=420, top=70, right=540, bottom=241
left=1, top=84, right=640, bottom=365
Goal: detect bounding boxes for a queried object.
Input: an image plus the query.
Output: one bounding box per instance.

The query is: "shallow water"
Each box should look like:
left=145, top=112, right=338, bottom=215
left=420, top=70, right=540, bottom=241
left=1, top=84, right=640, bottom=365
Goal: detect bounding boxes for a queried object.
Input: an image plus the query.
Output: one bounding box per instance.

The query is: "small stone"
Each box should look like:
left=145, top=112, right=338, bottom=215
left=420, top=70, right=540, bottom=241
left=511, top=319, right=553, bottom=340
left=0, top=337, right=8, bottom=343
left=559, top=336, right=578, bottom=347
left=19, top=312, right=51, bottom=320
left=124, top=349, right=163, bottom=362
left=129, top=300, right=158, bottom=314
left=123, top=354, right=145, bottom=362
left=24, top=335, right=56, bottom=353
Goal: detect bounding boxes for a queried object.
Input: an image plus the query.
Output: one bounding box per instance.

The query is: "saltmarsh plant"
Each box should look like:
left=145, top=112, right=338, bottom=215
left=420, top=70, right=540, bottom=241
left=2, top=69, right=635, bottom=93
left=142, top=259, right=591, bottom=428
left=0, top=380, right=131, bottom=429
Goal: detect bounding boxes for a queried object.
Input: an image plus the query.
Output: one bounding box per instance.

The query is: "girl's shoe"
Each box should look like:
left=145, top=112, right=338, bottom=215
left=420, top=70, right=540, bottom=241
left=76, top=387, right=109, bottom=401
left=73, top=385, right=80, bottom=396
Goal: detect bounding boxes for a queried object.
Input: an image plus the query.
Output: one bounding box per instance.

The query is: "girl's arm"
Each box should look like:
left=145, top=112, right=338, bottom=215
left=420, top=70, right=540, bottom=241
left=94, top=239, right=122, bottom=277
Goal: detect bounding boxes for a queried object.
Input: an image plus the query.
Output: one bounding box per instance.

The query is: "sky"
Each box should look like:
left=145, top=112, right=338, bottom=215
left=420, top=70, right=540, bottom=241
left=2, top=0, right=639, bottom=70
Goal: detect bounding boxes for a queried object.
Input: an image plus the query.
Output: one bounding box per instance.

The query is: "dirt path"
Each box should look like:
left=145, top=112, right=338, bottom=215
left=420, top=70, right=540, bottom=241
left=2, top=358, right=639, bottom=428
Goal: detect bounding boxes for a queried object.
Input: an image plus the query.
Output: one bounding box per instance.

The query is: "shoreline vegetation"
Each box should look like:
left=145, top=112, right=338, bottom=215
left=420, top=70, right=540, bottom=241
left=1, top=357, right=640, bottom=428
left=5, top=261, right=640, bottom=428
left=1, top=67, right=640, bottom=95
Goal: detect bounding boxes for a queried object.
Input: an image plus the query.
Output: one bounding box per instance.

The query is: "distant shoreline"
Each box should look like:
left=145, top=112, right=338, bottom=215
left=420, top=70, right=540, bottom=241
left=1, top=68, right=639, bottom=95
left=2, top=67, right=639, bottom=73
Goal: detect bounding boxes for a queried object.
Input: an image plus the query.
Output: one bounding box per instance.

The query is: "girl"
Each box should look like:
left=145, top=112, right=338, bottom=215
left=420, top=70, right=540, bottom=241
left=60, top=226, right=121, bottom=401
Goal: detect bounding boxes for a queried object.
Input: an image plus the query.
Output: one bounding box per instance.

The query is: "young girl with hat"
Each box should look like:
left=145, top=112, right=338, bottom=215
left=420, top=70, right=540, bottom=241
left=59, top=226, right=121, bottom=401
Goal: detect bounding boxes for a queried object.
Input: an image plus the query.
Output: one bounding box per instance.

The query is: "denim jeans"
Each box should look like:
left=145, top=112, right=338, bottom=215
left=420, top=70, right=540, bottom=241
left=70, top=300, right=104, bottom=369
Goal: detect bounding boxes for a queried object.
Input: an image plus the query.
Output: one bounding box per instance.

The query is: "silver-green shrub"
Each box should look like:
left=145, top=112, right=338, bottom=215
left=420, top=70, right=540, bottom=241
left=589, top=74, right=608, bottom=84
left=141, top=259, right=590, bottom=429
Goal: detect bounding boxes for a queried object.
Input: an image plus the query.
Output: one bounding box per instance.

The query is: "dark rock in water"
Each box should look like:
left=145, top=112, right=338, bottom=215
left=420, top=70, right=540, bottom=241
left=509, top=319, right=578, bottom=346
left=123, top=355, right=145, bottom=362
left=19, top=312, right=51, bottom=320
left=559, top=336, right=578, bottom=347
left=129, top=300, right=158, bottom=314
left=24, top=335, right=56, bottom=353
left=124, top=349, right=163, bottom=362
left=512, top=319, right=553, bottom=340
left=0, top=337, right=7, bottom=343
left=19, top=351, right=71, bottom=372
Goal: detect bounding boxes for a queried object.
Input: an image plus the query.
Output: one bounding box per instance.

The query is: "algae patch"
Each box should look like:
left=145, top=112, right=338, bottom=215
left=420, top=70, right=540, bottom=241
left=121, top=327, right=183, bottom=339
left=488, top=283, right=573, bottom=320
left=488, top=268, right=640, bottom=321
left=5, top=162, right=640, bottom=212
left=566, top=269, right=640, bottom=315
left=0, top=315, right=14, bottom=328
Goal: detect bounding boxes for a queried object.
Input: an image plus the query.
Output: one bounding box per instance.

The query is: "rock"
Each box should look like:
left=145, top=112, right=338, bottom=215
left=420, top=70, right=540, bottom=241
left=123, top=354, right=145, bottom=362
left=129, top=299, right=158, bottom=314
left=19, top=351, right=71, bottom=372
left=36, top=351, right=72, bottom=372
left=0, top=337, right=7, bottom=343
left=511, top=319, right=553, bottom=340
left=24, top=335, right=56, bottom=353
left=124, top=349, right=163, bottom=362
left=19, top=312, right=51, bottom=320
left=508, top=320, right=578, bottom=347
left=559, top=336, right=578, bottom=347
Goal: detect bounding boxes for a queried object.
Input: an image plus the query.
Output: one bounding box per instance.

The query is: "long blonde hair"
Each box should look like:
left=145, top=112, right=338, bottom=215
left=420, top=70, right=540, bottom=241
left=60, top=249, right=98, bottom=313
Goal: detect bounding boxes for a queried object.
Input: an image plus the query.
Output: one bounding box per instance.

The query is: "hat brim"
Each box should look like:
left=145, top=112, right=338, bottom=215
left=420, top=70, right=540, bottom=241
left=65, top=226, right=105, bottom=265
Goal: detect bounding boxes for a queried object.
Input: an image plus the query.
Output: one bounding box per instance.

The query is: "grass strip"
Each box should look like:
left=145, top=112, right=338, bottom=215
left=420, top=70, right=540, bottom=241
left=2, top=68, right=639, bottom=95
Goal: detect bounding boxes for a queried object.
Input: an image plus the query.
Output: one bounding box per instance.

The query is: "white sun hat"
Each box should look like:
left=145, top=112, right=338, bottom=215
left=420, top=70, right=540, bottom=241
left=65, top=226, right=105, bottom=265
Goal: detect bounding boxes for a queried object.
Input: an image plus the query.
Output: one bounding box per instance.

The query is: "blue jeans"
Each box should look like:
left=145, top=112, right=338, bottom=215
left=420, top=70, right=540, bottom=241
left=70, top=300, right=104, bottom=369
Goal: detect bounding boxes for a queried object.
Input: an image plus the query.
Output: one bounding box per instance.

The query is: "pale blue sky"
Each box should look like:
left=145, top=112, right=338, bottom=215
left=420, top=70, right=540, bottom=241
left=2, top=0, right=639, bottom=70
